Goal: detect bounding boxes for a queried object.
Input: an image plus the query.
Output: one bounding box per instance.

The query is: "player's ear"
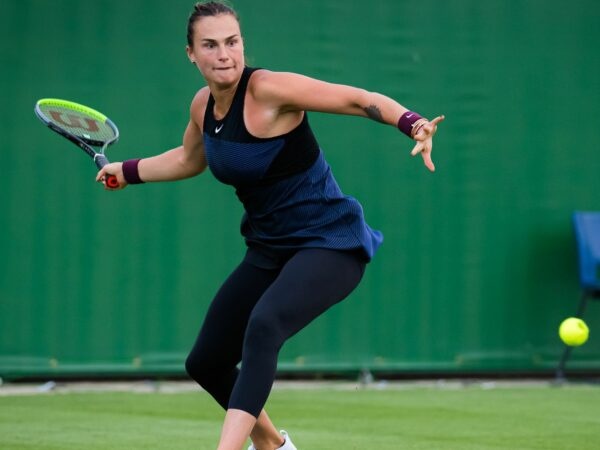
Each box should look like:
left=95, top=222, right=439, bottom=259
left=185, top=45, right=195, bottom=64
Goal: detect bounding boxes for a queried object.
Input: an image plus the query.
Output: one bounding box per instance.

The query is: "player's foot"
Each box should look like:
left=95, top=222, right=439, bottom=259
left=278, top=431, right=296, bottom=449
left=248, top=430, right=297, bottom=450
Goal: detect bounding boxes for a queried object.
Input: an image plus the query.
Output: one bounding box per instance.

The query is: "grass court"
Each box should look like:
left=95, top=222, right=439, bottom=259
left=1, top=381, right=599, bottom=449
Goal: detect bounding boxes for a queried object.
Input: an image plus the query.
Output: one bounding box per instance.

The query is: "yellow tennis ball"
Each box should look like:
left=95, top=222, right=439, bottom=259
left=559, top=317, right=589, bottom=346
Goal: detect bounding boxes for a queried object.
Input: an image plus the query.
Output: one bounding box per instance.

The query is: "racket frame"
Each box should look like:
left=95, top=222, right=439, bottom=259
left=34, top=98, right=120, bottom=185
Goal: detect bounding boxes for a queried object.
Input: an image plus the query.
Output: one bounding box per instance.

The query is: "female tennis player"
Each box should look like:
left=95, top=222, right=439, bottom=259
left=97, top=2, right=444, bottom=449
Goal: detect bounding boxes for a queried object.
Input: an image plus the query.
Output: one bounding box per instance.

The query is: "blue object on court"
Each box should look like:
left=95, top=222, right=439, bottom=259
left=556, top=211, right=600, bottom=380
left=573, top=212, right=600, bottom=291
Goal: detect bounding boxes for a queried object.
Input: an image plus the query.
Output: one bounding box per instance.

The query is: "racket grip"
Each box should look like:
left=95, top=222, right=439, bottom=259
left=95, top=154, right=120, bottom=188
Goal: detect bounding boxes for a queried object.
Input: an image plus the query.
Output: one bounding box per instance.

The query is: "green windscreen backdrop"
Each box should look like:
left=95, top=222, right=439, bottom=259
left=1, top=0, right=599, bottom=378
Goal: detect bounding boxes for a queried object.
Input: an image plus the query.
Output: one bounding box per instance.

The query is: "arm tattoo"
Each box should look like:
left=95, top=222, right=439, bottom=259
left=363, top=105, right=385, bottom=123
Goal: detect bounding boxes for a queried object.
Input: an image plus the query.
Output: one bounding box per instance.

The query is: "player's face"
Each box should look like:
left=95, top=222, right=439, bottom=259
left=187, top=14, right=244, bottom=88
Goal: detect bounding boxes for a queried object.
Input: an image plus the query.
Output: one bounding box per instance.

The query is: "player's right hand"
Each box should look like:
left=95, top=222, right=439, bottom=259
left=96, top=162, right=127, bottom=190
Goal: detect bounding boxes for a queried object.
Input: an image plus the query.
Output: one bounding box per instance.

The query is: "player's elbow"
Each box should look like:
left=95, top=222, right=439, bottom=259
left=175, top=150, right=206, bottom=178
left=181, top=156, right=207, bottom=177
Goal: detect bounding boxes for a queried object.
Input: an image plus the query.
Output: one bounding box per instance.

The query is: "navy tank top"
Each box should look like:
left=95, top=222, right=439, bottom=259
left=203, top=67, right=382, bottom=265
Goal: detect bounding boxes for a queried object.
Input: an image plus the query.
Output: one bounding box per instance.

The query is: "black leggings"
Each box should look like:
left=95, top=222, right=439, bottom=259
left=185, top=248, right=366, bottom=417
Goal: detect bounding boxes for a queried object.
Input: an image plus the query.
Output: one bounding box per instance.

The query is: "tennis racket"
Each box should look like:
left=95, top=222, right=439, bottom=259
left=34, top=98, right=120, bottom=188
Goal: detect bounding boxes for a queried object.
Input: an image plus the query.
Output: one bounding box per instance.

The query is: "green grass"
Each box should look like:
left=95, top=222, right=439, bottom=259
left=1, top=383, right=600, bottom=449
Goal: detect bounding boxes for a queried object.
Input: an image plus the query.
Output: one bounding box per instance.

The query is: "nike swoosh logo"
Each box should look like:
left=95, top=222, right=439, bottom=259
left=215, top=124, right=224, bottom=134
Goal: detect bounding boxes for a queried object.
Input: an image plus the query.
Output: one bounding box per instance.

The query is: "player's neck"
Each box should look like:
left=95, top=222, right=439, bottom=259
left=209, top=80, right=240, bottom=119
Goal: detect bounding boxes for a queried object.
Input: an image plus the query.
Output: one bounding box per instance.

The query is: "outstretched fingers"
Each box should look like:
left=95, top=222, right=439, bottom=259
left=429, top=115, right=445, bottom=127
left=410, top=141, right=424, bottom=157
left=422, top=151, right=435, bottom=172
left=418, top=115, right=445, bottom=138
left=409, top=115, right=444, bottom=172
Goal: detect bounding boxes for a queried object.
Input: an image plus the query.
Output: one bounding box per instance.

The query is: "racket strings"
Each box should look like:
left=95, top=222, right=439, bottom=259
left=38, top=104, right=117, bottom=143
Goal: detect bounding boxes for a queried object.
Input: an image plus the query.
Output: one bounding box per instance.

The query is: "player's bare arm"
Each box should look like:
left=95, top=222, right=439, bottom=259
left=250, top=70, right=444, bottom=172
left=137, top=122, right=207, bottom=182
left=251, top=70, right=410, bottom=126
left=96, top=91, right=208, bottom=188
left=136, top=89, right=209, bottom=181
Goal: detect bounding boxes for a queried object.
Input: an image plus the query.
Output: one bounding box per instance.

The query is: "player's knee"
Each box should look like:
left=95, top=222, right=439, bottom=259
left=185, top=351, right=215, bottom=387
left=184, top=352, right=201, bottom=380
left=245, top=311, right=285, bottom=349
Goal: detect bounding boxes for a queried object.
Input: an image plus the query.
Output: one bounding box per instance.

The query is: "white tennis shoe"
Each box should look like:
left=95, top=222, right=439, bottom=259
left=248, top=430, right=296, bottom=450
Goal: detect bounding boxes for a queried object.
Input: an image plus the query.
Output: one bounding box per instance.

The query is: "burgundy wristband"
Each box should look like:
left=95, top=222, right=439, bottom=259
left=122, top=159, right=145, bottom=184
left=397, top=111, right=423, bottom=138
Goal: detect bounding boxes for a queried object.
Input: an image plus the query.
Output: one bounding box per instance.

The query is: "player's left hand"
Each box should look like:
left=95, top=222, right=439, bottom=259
left=410, top=115, right=445, bottom=172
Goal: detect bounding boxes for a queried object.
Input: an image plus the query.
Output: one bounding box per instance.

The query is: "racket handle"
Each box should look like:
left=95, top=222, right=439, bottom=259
left=105, top=174, right=120, bottom=188
left=95, top=154, right=120, bottom=188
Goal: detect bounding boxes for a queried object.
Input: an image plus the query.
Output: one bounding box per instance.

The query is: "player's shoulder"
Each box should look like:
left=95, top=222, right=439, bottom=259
left=190, top=87, right=210, bottom=129
left=249, top=69, right=290, bottom=87
left=191, top=86, right=211, bottom=111
left=249, top=69, right=301, bottom=101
